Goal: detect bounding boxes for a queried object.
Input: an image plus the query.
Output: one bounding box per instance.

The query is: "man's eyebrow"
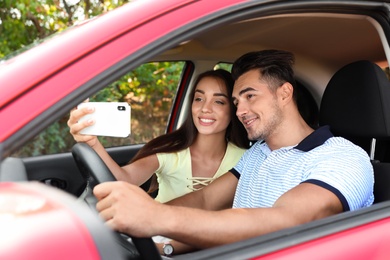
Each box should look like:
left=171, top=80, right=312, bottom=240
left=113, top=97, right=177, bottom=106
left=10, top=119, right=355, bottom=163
left=232, top=87, right=257, bottom=103
left=238, top=87, right=257, bottom=96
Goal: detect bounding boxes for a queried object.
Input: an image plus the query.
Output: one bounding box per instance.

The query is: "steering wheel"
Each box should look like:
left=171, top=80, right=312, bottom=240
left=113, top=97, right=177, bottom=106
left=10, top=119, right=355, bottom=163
left=71, top=142, right=161, bottom=260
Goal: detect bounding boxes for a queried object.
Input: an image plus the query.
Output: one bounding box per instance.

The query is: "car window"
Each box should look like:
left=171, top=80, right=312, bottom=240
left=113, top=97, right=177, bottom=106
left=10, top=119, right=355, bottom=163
left=215, top=62, right=232, bottom=72
left=11, top=61, right=185, bottom=157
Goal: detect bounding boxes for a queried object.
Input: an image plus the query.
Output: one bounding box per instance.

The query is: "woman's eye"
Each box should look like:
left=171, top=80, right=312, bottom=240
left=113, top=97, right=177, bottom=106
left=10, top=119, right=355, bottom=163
left=215, top=100, right=225, bottom=105
left=194, top=97, right=202, bottom=102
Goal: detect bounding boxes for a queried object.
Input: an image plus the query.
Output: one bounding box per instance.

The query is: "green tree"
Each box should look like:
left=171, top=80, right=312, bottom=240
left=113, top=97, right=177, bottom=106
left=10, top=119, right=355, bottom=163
left=91, top=62, right=185, bottom=148
left=0, top=0, right=131, bottom=58
left=13, top=61, right=185, bottom=157
left=3, top=0, right=185, bottom=157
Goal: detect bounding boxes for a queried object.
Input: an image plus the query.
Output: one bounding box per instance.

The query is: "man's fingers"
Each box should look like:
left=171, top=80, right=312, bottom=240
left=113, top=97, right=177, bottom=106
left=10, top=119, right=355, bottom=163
left=93, top=182, right=116, bottom=200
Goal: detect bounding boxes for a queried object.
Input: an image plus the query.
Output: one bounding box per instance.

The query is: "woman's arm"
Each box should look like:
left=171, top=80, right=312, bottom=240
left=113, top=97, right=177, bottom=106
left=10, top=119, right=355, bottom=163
left=68, top=105, right=159, bottom=186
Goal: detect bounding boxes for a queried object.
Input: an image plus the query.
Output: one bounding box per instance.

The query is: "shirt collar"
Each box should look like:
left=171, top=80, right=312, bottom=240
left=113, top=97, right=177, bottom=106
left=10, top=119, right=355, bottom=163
left=294, top=125, right=334, bottom=152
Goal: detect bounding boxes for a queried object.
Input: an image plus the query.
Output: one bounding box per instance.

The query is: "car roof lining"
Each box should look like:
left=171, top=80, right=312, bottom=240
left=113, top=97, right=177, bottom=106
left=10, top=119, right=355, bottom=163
left=159, top=13, right=386, bottom=63
left=155, top=12, right=388, bottom=104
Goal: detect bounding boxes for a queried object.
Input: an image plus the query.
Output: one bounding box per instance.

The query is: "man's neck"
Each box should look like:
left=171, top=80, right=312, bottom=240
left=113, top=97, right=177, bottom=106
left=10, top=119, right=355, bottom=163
left=265, top=119, right=314, bottom=151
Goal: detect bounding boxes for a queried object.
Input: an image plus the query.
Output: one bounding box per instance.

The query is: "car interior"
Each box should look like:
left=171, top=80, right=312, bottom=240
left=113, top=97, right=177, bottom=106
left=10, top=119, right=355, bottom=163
left=150, top=11, right=390, bottom=203
left=2, top=2, right=390, bottom=259
left=319, top=60, right=390, bottom=203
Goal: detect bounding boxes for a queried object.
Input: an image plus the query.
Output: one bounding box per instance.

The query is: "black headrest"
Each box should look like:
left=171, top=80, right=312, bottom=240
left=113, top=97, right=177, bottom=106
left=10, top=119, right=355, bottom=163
left=319, top=60, right=390, bottom=138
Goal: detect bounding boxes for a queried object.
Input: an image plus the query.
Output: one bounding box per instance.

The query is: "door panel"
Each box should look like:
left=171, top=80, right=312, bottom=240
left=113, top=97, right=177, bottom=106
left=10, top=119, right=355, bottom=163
left=20, top=144, right=144, bottom=196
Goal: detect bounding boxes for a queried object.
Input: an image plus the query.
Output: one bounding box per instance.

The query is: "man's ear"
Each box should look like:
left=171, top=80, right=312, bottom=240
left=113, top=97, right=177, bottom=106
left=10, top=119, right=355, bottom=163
left=278, top=82, right=294, bottom=103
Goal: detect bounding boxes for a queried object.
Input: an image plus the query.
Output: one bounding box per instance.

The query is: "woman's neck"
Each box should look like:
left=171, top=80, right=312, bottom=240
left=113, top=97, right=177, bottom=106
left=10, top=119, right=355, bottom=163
left=190, top=133, right=227, bottom=159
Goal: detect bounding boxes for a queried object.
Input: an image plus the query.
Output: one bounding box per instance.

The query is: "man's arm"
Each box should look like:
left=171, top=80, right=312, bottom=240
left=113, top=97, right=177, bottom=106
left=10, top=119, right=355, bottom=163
left=165, top=172, right=238, bottom=210
left=94, top=181, right=342, bottom=249
left=156, top=182, right=343, bottom=248
left=156, top=173, right=239, bottom=255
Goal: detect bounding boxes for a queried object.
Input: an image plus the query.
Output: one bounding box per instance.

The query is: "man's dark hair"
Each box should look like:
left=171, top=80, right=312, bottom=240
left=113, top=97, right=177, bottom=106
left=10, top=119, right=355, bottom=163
left=231, top=50, right=297, bottom=99
left=232, top=50, right=319, bottom=127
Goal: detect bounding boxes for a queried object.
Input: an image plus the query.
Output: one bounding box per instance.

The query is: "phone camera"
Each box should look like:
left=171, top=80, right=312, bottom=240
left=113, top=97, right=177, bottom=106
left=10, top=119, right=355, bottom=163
left=117, top=106, right=126, bottom=111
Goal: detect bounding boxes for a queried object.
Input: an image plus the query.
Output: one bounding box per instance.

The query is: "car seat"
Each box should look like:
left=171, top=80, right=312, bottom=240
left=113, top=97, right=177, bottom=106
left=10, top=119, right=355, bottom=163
left=296, top=80, right=319, bottom=129
left=319, top=60, right=390, bottom=203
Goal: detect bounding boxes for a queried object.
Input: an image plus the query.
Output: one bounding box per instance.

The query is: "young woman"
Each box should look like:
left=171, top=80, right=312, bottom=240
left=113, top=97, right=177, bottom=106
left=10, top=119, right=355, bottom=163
left=68, top=69, right=250, bottom=203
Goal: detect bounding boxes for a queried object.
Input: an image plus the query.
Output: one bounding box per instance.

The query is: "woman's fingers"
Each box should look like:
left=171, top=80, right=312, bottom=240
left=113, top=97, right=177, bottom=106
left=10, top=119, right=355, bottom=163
left=68, top=104, right=97, bottom=143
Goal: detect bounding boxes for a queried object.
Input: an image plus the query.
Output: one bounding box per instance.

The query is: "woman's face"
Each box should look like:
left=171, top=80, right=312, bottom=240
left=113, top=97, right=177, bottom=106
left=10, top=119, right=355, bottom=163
left=191, top=76, right=231, bottom=137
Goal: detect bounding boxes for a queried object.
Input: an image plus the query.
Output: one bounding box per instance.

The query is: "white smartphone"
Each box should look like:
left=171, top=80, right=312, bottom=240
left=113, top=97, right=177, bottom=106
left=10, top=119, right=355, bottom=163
left=78, top=102, right=131, bottom=138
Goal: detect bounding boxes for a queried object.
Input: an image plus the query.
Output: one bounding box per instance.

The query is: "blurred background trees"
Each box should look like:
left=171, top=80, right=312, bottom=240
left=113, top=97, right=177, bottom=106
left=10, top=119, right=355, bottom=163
left=1, top=0, right=185, bottom=157
left=0, top=0, right=131, bottom=58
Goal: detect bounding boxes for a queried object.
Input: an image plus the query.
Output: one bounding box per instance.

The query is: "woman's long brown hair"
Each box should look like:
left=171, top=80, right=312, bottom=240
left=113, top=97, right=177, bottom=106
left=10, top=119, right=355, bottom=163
left=128, top=69, right=250, bottom=194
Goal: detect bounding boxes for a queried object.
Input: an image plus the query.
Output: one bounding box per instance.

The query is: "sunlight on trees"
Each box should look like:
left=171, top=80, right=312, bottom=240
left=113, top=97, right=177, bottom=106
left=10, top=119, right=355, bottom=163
left=0, top=0, right=131, bottom=58
left=2, top=0, right=185, bottom=157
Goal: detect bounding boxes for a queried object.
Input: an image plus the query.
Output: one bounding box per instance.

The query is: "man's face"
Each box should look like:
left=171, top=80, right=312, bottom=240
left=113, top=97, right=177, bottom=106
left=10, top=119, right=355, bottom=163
left=232, top=69, right=283, bottom=141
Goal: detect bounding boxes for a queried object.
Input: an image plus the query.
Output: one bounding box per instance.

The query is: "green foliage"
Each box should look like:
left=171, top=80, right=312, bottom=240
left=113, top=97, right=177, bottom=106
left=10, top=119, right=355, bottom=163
left=3, top=0, right=184, bottom=157
left=0, top=0, right=131, bottom=58
left=92, top=62, right=185, bottom=149
left=92, top=62, right=184, bottom=104
left=214, top=63, right=232, bottom=72
left=12, top=60, right=185, bottom=157
left=11, top=116, right=75, bottom=157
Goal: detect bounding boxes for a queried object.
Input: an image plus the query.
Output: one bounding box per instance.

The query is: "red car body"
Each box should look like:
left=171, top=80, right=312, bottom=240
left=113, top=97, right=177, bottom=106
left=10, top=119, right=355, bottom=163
left=0, top=182, right=121, bottom=259
left=0, top=0, right=246, bottom=143
left=1, top=0, right=390, bottom=259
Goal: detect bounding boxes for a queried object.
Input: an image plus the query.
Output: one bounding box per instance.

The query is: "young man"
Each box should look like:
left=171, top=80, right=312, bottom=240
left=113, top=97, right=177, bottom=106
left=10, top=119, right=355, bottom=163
left=93, top=50, right=374, bottom=254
